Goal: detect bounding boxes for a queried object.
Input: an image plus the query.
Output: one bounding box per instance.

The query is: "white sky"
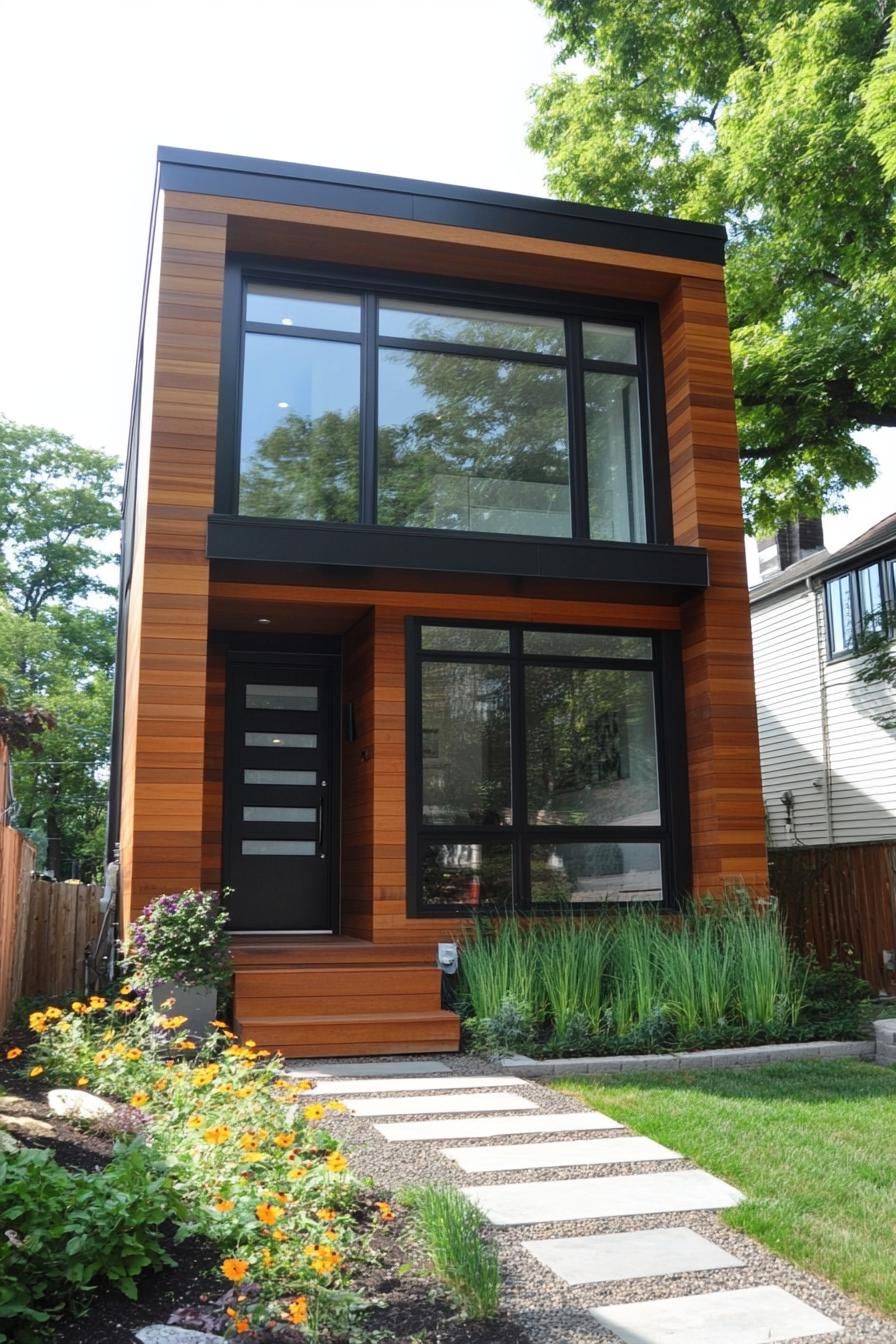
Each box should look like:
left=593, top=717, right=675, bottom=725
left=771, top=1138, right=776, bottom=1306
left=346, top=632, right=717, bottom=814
left=1, top=0, right=892, bottom=565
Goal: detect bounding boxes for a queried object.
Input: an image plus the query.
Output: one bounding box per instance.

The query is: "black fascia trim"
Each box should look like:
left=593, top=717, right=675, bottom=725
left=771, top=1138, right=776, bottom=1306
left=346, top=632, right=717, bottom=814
left=157, top=146, right=726, bottom=266
left=206, top=514, right=709, bottom=591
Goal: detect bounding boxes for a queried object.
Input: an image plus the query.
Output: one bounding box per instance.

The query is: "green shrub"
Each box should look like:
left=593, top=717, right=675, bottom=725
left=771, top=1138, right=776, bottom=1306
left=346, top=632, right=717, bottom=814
left=402, top=1186, right=500, bottom=1319
left=464, top=995, right=536, bottom=1056
left=125, top=888, right=232, bottom=992
left=0, top=1142, right=178, bottom=1343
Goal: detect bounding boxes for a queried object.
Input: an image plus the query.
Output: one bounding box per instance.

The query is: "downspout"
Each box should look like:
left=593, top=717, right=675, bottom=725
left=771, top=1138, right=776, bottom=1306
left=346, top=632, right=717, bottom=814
left=809, top=576, right=834, bottom=845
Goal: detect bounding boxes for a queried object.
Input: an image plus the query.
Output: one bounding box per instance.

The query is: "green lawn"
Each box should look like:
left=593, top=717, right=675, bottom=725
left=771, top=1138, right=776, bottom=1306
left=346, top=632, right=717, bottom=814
left=554, top=1060, right=896, bottom=1317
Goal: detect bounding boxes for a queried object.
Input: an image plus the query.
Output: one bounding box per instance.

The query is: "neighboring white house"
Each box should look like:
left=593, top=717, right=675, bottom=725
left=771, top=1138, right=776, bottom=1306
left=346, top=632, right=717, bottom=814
left=749, top=514, right=896, bottom=850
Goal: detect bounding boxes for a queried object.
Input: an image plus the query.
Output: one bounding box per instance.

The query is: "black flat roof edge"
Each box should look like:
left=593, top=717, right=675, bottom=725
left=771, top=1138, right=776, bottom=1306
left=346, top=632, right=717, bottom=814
left=158, top=145, right=726, bottom=267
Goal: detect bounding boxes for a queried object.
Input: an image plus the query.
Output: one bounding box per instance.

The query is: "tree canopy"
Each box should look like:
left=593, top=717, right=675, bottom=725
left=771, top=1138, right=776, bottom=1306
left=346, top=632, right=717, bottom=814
left=0, top=416, right=119, bottom=879
left=528, top=0, right=896, bottom=533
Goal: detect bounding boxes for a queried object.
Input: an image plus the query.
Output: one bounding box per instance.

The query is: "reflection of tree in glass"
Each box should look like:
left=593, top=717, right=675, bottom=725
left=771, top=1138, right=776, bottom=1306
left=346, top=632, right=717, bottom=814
left=421, top=663, right=511, bottom=825
left=239, top=409, right=361, bottom=523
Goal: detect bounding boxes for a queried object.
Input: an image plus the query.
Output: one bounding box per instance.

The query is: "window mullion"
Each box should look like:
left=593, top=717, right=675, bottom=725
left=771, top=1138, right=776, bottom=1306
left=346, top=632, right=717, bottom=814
left=564, top=318, right=589, bottom=540
left=508, top=626, right=527, bottom=914
left=360, top=292, right=378, bottom=525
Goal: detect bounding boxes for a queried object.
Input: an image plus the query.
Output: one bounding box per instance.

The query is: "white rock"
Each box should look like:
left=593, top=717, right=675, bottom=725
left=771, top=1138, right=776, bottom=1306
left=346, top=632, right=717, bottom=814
left=48, top=1089, right=115, bottom=1121
left=0, top=1114, right=56, bottom=1138
left=135, top=1327, right=226, bottom=1344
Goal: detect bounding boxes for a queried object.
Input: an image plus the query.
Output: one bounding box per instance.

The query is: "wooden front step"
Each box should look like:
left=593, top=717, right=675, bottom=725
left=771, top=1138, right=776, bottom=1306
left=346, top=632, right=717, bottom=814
left=231, top=936, right=460, bottom=1057
left=235, top=1010, right=461, bottom=1058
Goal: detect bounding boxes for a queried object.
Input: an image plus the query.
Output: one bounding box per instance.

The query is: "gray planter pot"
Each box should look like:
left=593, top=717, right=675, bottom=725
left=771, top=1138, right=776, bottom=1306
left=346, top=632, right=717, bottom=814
left=151, top=981, right=217, bottom=1038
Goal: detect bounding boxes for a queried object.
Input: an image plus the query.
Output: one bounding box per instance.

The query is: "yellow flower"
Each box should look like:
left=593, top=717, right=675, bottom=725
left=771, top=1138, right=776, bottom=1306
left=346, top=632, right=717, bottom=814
left=316, top=1207, right=337, bottom=1222
left=129, top=1091, right=150, bottom=1108
left=295, top=1078, right=314, bottom=1091
left=261, top=1247, right=273, bottom=1269
left=213, top=1197, right=234, bottom=1213
left=203, top=1125, right=231, bottom=1145
left=126, top=1048, right=142, bottom=1061
left=238, top=1133, right=259, bottom=1151
left=221, top=1257, right=249, bottom=1283
left=43, top=1006, right=64, bottom=1020
left=28, top=1012, right=47, bottom=1034
left=244, top=1039, right=257, bottom=1048
left=160, top=996, right=176, bottom=1010
left=210, top=1019, right=229, bottom=1029
left=93, top=1050, right=111, bottom=1064
left=272, top=1227, right=287, bottom=1242
left=327, top=1100, right=348, bottom=1113
left=89, top=996, right=107, bottom=1010
left=5, top=1048, right=21, bottom=1060
left=303, top=1103, right=325, bottom=1122
left=255, top=1202, right=282, bottom=1225
left=160, top=1014, right=188, bottom=1030
left=287, top=1167, right=307, bottom=1181
left=56, top=1020, right=71, bottom=1033
left=239, top=1152, right=269, bottom=1164
left=376, top=1201, right=395, bottom=1221
left=325, top=1151, right=348, bottom=1174
left=234, top=1085, right=255, bottom=1099
left=102, top=1028, right=116, bottom=1042
left=29, top=1066, right=44, bottom=1078
left=71, top=1001, right=86, bottom=1014
left=215, top=1082, right=233, bottom=1094
left=76, top=1076, right=89, bottom=1087
left=285, top=1296, right=308, bottom=1325
left=119, top=984, right=133, bottom=995
left=186, top=1114, right=204, bottom=1129
left=255, top=1049, right=271, bottom=1057
left=273, top=1131, right=295, bottom=1149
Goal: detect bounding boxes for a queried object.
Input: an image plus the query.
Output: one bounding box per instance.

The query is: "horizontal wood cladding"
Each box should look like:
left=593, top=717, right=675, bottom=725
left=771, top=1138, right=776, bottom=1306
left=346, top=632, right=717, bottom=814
left=661, top=276, right=768, bottom=895
left=166, top=190, right=724, bottom=303
left=121, top=199, right=226, bottom=919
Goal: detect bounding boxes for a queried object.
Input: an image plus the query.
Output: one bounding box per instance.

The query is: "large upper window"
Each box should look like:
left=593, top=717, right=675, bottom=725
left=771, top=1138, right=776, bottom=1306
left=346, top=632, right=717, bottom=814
left=824, top=556, right=896, bottom=657
left=409, top=620, right=683, bottom=915
left=236, top=279, right=653, bottom=543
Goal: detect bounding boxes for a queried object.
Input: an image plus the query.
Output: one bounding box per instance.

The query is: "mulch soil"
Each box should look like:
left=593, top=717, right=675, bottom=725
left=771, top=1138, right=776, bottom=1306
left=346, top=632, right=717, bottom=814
left=0, top=1027, right=529, bottom=1344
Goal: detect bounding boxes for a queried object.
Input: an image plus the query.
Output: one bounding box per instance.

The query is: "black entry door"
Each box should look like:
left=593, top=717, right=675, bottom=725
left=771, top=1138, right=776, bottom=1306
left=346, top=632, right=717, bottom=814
left=223, top=657, right=337, bottom=931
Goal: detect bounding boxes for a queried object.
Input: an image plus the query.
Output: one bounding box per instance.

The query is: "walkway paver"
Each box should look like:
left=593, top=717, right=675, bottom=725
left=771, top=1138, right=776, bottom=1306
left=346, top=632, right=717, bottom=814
left=374, top=1109, right=621, bottom=1141
left=523, top=1226, right=742, bottom=1285
left=590, top=1284, right=842, bottom=1342
left=463, top=1169, right=743, bottom=1226
left=442, top=1135, right=679, bottom=1172
left=292, top=1059, right=451, bottom=1077
left=345, top=1090, right=538, bottom=1116
left=310, top=1073, right=526, bottom=1095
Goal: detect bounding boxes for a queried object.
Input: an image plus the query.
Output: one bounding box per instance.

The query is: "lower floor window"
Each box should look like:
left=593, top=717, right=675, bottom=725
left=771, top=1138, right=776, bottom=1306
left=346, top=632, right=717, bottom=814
left=407, top=620, right=686, bottom=914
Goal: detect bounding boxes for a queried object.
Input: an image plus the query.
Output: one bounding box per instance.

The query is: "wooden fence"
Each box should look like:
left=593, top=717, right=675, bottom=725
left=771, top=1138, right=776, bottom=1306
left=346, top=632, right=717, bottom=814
left=19, top=880, right=104, bottom=1001
left=772, top=842, right=896, bottom=995
left=0, top=740, right=37, bottom=1026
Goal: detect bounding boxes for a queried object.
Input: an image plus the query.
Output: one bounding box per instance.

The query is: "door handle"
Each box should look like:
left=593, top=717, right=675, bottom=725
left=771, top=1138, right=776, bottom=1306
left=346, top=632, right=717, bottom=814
left=318, top=785, right=326, bottom=858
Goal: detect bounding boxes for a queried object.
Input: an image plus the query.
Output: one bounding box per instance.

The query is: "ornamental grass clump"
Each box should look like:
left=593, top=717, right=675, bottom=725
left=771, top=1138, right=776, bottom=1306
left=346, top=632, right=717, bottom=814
left=126, top=888, right=232, bottom=992
left=17, top=989, right=374, bottom=1339
left=402, top=1186, right=501, bottom=1319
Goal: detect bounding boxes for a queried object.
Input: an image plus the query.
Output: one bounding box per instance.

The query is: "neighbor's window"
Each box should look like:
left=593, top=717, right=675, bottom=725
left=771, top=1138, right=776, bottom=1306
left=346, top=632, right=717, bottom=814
left=824, top=557, right=896, bottom=657
left=236, top=281, right=651, bottom=543
left=411, top=621, right=670, bottom=914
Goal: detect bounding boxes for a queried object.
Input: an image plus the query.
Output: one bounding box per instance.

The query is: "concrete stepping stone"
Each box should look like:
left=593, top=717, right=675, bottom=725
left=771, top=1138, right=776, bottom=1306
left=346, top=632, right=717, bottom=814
left=291, top=1060, right=450, bottom=1078
left=590, top=1284, right=841, bottom=1343
left=310, top=1074, right=525, bottom=1095
left=346, top=1091, right=538, bottom=1117
left=524, top=1226, right=742, bottom=1285
left=463, top=1168, right=742, bottom=1226
left=374, top=1110, right=622, bottom=1141
left=441, top=1135, right=679, bottom=1173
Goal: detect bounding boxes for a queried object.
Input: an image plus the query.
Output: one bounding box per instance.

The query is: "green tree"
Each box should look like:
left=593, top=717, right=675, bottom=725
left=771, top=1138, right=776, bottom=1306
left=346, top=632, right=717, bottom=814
left=0, top=416, right=119, bottom=879
left=528, top=0, right=896, bottom=532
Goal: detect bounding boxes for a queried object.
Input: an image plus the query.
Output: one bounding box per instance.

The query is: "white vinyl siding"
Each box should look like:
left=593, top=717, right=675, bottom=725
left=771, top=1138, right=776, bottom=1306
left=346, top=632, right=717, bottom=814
left=752, top=586, right=829, bottom=847
left=751, top=578, right=896, bottom=848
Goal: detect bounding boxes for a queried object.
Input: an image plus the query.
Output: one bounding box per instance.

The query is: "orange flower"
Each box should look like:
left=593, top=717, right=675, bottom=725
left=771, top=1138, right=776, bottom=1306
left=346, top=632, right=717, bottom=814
left=129, top=1091, right=150, bottom=1108
left=272, top=1227, right=287, bottom=1242
left=273, top=1131, right=295, bottom=1149
left=213, top=1197, right=234, bottom=1213
left=186, top=1114, right=204, bottom=1129
left=5, top=1048, right=21, bottom=1060
left=210, top=1018, right=229, bottom=1029
left=255, top=1202, right=282, bottom=1225
left=71, top=1001, right=87, bottom=1015
left=239, top=1133, right=259, bottom=1151
left=244, top=1039, right=257, bottom=1048
left=43, top=1006, right=64, bottom=1020
left=221, top=1257, right=249, bottom=1283
left=316, top=1207, right=337, bottom=1222
left=93, top=1049, right=111, bottom=1064
left=160, top=996, right=176, bottom=1010
left=153, top=1077, right=167, bottom=1091
left=29, top=1066, right=44, bottom=1078
left=76, top=1076, right=89, bottom=1086
left=203, top=1125, right=231, bottom=1145
left=376, top=1201, right=396, bottom=1221
left=325, top=1151, right=348, bottom=1174
left=234, top=1320, right=249, bottom=1335
left=285, top=1297, right=308, bottom=1325
left=303, top=1103, right=325, bottom=1122
left=177, top=1040, right=197, bottom=1051
left=126, top=1048, right=142, bottom=1061
left=287, top=1167, right=307, bottom=1180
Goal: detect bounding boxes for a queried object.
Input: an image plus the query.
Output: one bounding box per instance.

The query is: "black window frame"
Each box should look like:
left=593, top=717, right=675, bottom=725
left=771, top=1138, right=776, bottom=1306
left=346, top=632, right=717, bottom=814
left=215, top=255, right=675, bottom=547
left=404, top=616, right=690, bottom=917
left=824, top=556, right=896, bottom=660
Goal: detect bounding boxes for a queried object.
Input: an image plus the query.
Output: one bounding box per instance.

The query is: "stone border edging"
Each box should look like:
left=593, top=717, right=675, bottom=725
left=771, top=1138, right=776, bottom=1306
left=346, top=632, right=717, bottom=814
left=496, top=1038, right=876, bottom=1078
left=873, top=1017, right=896, bottom=1065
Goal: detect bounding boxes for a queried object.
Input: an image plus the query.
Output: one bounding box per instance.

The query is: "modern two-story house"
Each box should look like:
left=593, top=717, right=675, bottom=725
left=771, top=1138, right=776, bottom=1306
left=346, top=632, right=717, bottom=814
left=109, top=146, right=767, bottom=1055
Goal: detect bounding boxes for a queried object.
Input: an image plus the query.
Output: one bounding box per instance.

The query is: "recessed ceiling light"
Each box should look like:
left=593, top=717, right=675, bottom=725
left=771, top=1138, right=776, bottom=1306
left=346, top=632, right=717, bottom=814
left=277, top=401, right=289, bottom=409
left=272, top=738, right=282, bottom=744
left=257, top=617, right=272, bottom=625
left=281, top=317, right=294, bottom=326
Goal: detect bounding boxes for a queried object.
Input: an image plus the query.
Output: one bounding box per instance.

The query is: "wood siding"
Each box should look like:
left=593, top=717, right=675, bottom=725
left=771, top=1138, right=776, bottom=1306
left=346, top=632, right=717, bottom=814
left=661, top=276, right=768, bottom=894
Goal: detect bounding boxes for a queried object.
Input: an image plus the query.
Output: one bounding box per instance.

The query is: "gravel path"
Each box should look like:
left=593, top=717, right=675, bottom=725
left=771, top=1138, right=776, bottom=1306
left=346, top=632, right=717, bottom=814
left=289, top=1054, right=896, bottom=1344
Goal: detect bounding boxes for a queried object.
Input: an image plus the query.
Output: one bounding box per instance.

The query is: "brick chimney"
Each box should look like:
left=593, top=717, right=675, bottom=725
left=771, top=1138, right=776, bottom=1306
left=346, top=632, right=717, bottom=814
left=757, top=516, right=825, bottom=578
